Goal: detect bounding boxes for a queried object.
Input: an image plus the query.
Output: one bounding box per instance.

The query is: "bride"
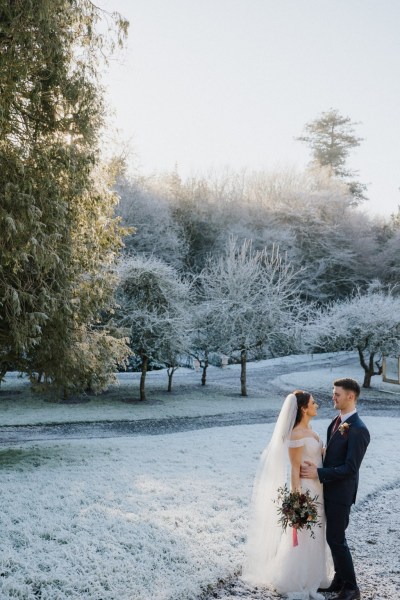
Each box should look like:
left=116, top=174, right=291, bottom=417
left=242, top=391, right=333, bottom=600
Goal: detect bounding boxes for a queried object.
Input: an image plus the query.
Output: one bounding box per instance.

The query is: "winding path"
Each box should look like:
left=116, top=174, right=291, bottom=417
left=1, top=353, right=398, bottom=445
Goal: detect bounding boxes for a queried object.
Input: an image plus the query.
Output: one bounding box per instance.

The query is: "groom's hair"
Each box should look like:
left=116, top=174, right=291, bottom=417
left=333, top=378, right=360, bottom=399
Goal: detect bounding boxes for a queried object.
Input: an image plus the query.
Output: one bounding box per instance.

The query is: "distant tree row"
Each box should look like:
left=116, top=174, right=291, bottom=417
left=113, top=238, right=301, bottom=399
left=116, top=165, right=400, bottom=302
left=114, top=239, right=400, bottom=394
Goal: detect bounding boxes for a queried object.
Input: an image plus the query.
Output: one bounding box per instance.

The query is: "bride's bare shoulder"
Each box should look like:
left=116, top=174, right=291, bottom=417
left=290, top=428, right=304, bottom=441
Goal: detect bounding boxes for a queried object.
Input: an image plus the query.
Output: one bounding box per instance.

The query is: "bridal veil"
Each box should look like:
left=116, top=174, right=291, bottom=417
left=242, top=393, right=297, bottom=585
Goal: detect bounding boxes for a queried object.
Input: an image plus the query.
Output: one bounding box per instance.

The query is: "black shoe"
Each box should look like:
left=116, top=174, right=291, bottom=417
left=317, top=579, right=343, bottom=593
left=332, top=589, right=360, bottom=600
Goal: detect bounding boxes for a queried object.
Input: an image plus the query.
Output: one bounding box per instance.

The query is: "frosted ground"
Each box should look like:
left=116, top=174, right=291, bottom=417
left=0, top=353, right=399, bottom=600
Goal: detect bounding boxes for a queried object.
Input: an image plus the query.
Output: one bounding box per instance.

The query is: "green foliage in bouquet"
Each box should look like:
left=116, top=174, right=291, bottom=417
left=276, top=484, right=321, bottom=538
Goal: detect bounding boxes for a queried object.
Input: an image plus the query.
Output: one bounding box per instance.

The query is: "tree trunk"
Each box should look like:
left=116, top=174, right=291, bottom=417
left=140, top=355, right=148, bottom=401
left=37, top=371, right=43, bottom=384
left=240, top=348, right=247, bottom=397
left=358, top=347, right=382, bottom=388
left=0, top=364, right=8, bottom=387
left=201, top=352, right=209, bottom=386
left=362, top=371, right=373, bottom=388
left=167, top=367, right=176, bottom=392
left=85, top=376, right=94, bottom=394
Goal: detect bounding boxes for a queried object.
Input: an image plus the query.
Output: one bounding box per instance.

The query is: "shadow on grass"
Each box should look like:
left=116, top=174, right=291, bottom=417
left=0, top=447, right=43, bottom=468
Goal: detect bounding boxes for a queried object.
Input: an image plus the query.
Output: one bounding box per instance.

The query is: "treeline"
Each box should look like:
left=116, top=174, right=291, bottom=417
left=116, top=166, right=400, bottom=300
left=114, top=166, right=400, bottom=393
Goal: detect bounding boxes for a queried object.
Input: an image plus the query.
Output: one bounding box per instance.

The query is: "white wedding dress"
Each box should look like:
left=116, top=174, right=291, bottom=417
left=269, top=436, right=333, bottom=599
left=242, top=395, right=333, bottom=600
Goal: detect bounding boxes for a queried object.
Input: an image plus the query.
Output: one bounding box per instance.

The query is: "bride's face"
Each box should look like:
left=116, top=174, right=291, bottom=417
left=305, top=396, right=319, bottom=418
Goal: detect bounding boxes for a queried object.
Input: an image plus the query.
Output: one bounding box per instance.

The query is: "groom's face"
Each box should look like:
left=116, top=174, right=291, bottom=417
left=332, top=385, right=354, bottom=412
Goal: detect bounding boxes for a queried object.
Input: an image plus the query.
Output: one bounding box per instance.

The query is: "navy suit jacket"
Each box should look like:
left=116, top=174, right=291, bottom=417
left=317, top=412, right=370, bottom=506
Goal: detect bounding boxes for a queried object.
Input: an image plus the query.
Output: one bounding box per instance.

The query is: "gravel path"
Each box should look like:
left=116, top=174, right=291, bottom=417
left=0, top=411, right=280, bottom=445
left=1, top=397, right=399, bottom=446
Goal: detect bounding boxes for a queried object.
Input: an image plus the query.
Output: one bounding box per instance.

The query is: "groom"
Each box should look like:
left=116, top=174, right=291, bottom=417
left=300, top=378, right=370, bottom=600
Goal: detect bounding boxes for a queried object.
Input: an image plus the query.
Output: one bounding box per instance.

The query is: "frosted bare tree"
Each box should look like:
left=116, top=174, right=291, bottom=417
left=115, top=176, right=187, bottom=269
left=117, top=166, right=392, bottom=306
left=115, top=256, right=192, bottom=400
left=278, top=189, right=378, bottom=301
left=374, top=210, right=400, bottom=285
left=158, top=316, right=192, bottom=393
left=304, top=283, right=400, bottom=387
left=168, top=166, right=379, bottom=301
left=199, top=238, right=300, bottom=396
left=190, top=300, right=220, bottom=386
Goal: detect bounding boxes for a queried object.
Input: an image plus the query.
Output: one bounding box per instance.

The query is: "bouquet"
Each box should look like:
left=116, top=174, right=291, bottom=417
left=275, top=484, right=321, bottom=547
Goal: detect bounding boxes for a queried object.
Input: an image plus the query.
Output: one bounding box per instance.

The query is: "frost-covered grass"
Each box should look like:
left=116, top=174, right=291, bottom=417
left=0, top=358, right=306, bottom=426
left=0, top=353, right=398, bottom=599
left=0, top=416, right=397, bottom=600
left=1, top=352, right=398, bottom=427
left=0, top=367, right=269, bottom=427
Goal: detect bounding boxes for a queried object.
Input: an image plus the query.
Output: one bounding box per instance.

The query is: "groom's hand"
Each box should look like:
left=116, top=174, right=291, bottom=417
left=300, top=461, right=318, bottom=479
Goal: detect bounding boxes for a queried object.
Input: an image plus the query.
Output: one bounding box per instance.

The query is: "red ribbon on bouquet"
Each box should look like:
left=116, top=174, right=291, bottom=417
left=292, top=527, right=299, bottom=547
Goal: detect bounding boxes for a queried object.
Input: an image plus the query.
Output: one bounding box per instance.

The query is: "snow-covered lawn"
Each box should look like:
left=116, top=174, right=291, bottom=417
left=0, top=416, right=397, bottom=600
left=1, top=352, right=398, bottom=598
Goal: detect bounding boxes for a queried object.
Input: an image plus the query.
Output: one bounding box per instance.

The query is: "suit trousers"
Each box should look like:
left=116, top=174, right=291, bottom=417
left=325, top=500, right=358, bottom=591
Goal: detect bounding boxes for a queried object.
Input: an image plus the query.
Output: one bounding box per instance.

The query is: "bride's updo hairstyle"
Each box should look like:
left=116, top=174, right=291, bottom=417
left=293, top=390, right=311, bottom=427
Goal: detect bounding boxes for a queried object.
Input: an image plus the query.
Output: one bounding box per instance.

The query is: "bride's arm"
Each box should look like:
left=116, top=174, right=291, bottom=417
left=288, top=445, right=303, bottom=492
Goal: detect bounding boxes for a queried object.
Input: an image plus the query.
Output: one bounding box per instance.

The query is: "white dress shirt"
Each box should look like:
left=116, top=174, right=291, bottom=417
left=340, top=409, right=357, bottom=422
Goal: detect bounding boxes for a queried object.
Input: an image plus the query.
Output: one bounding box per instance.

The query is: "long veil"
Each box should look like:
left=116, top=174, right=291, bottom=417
left=242, top=393, right=297, bottom=586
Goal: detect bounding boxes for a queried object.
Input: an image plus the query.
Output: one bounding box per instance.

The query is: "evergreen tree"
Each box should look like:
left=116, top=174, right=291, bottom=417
left=0, top=0, right=129, bottom=392
left=296, top=109, right=367, bottom=202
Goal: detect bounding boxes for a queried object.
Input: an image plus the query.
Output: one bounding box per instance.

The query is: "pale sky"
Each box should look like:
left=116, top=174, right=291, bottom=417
left=100, top=0, right=400, bottom=216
